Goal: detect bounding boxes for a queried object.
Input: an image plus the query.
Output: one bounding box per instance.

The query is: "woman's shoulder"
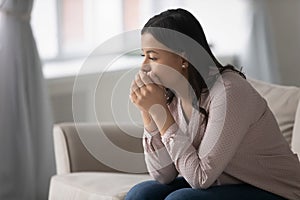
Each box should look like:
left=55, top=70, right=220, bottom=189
left=208, top=69, right=247, bottom=92
left=221, top=70, right=249, bottom=88
left=208, top=68, right=261, bottom=107
left=207, top=66, right=247, bottom=89
left=208, top=69, right=268, bottom=123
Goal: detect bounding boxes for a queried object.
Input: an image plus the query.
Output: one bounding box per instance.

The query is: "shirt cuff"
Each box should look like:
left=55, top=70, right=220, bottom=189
left=161, top=123, right=179, bottom=144
left=161, top=123, right=192, bottom=161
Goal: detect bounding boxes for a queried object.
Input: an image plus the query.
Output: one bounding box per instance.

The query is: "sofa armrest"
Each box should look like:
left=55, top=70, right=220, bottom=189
left=53, top=125, right=71, bottom=174
left=53, top=123, right=148, bottom=174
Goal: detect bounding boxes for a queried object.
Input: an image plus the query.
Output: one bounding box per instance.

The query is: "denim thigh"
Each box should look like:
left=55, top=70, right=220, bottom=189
left=165, top=184, right=286, bottom=200
left=125, top=177, right=190, bottom=200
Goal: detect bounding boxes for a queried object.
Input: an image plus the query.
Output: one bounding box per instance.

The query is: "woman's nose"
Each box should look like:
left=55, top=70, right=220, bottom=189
left=141, top=64, right=151, bottom=72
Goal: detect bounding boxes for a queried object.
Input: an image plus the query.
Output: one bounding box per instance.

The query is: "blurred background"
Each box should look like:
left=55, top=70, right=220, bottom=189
left=29, top=0, right=300, bottom=124
left=0, top=0, right=299, bottom=199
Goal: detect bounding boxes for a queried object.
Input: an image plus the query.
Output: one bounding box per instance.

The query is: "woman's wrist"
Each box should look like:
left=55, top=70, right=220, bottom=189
left=141, top=111, right=158, bottom=132
left=145, top=120, right=158, bottom=133
left=149, top=104, right=175, bottom=135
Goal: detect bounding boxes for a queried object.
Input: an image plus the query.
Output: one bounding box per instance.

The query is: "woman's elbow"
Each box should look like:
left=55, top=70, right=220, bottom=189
left=199, top=183, right=211, bottom=189
left=189, top=176, right=216, bottom=189
left=150, top=172, right=177, bottom=184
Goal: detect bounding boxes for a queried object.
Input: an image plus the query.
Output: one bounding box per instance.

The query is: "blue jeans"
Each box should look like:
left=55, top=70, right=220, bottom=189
left=125, top=177, right=286, bottom=200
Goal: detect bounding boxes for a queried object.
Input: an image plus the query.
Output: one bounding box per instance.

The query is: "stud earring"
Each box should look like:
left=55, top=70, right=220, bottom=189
left=182, top=64, right=186, bottom=69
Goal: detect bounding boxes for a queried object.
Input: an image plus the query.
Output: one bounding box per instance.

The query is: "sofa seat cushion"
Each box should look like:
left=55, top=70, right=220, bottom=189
left=49, top=172, right=151, bottom=200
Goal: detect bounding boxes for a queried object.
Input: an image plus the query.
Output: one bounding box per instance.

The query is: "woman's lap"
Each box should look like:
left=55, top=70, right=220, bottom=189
left=125, top=177, right=286, bottom=200
left=164, top=184, right=286, bottom=200
left=125, top=177, right=190, bottom=200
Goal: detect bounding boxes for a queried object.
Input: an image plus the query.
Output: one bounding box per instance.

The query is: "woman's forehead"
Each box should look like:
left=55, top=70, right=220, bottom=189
left=141, top=33, right=170, bottom=52
left=141, top=33, right=182, bottom=58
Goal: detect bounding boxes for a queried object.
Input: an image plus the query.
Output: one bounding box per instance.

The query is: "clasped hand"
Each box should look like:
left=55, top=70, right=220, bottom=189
left=129, top=71, right=167, bottom=113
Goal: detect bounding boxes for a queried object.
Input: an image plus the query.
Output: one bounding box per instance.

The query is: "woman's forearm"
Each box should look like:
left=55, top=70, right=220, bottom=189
left=149, top=105, right=175, bottom=136
left=141, top=111, right=158, bottom=132
left=143, top=130, right=178, bottom=184
left=141, top=108, right=179, bottom=183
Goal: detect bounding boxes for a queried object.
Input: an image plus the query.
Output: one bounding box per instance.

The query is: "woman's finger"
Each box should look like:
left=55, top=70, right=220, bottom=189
left=135, top=73, right=144, bottom=88
left=134, top=87, right=142, bottom=98
left=130, top=80, right=139, bottom=93
left=139, top=71, right=153, bottom=85
left=129, top=92, right=137, bottom=103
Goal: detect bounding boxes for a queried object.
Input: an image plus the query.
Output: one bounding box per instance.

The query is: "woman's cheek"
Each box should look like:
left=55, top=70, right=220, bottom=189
left=149, top=65, right=161, bottom=78
left=151, top=63, right=178, bottom=88
left=151, top=69, right=168, bottom=86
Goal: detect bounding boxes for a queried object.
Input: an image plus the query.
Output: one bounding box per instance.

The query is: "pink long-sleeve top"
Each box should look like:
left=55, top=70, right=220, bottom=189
left=143, top=70, right=300, bottom=200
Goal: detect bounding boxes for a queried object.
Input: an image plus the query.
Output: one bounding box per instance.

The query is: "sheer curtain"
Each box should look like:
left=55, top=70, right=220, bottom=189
left=238, top=0, right=280, bottom=83
left=0, top=0, right=55, bottom=199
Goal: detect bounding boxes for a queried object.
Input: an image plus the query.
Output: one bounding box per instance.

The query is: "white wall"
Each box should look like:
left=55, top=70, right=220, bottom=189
left=47, top=68, right=142, bottom=124
left=47, top=0, right=300, bottom=124
left=268, top=0, right=300, bottom=86
left=47, top=56, right=236, bottom=124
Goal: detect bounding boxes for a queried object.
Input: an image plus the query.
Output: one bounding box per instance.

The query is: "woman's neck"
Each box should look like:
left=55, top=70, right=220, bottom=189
left=173, top=79, right=194, bottom=107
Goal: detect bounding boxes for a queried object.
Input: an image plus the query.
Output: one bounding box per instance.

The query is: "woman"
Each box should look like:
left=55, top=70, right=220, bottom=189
left=127, top=8, right=300, bottom=200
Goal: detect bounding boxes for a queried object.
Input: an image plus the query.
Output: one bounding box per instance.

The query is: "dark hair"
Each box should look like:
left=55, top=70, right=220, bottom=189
left=141, top=8, right=245, bottom=124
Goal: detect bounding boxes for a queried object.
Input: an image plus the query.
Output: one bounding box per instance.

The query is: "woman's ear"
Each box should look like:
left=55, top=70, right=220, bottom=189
left=180, top=52, right=189, bottom=66
left=182, top=63, right=188, bottom=69
left=180, top=51, right=188, bottom=61
left=181, top=57, right=189, bottom=69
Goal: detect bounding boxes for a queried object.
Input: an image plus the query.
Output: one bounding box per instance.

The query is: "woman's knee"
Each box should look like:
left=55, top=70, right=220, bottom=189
left=165, top=184, right=287, bottom=200
left=125, top=180, right=158, bottom=200
left=125, top=177, right=189, bottom=200
left=165, top=188, right=191, bottom=200
left=165, top=188, right=214, bottom=200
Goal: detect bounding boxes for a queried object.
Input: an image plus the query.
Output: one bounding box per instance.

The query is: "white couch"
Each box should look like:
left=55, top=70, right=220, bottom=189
left=48, top=78, right=300, bottom=200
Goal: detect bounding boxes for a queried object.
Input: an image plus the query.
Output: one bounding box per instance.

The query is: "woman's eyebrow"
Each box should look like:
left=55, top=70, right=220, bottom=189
left=141, top=49, right=159, bottom=54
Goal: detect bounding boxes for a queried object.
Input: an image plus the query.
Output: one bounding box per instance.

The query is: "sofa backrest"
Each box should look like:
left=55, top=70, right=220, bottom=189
left=248, top=78, right=300, bottom=154
left=53, top=78, right=300, bottom=174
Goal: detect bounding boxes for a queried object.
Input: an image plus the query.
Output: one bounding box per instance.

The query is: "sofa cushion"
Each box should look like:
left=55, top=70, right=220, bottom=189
left=248, top=78, right=300, bottom=146
left=49, top=172, right=151, bottom=200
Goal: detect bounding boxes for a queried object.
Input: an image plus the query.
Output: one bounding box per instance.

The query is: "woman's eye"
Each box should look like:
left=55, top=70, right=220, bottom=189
left=140, top=54, right=157, bottom=61
left=149, top=57, right=157, bottom=61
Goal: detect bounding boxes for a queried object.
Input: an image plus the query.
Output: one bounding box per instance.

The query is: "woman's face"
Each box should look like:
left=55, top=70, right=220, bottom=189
left=141, top=33, right=188, bottom=89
